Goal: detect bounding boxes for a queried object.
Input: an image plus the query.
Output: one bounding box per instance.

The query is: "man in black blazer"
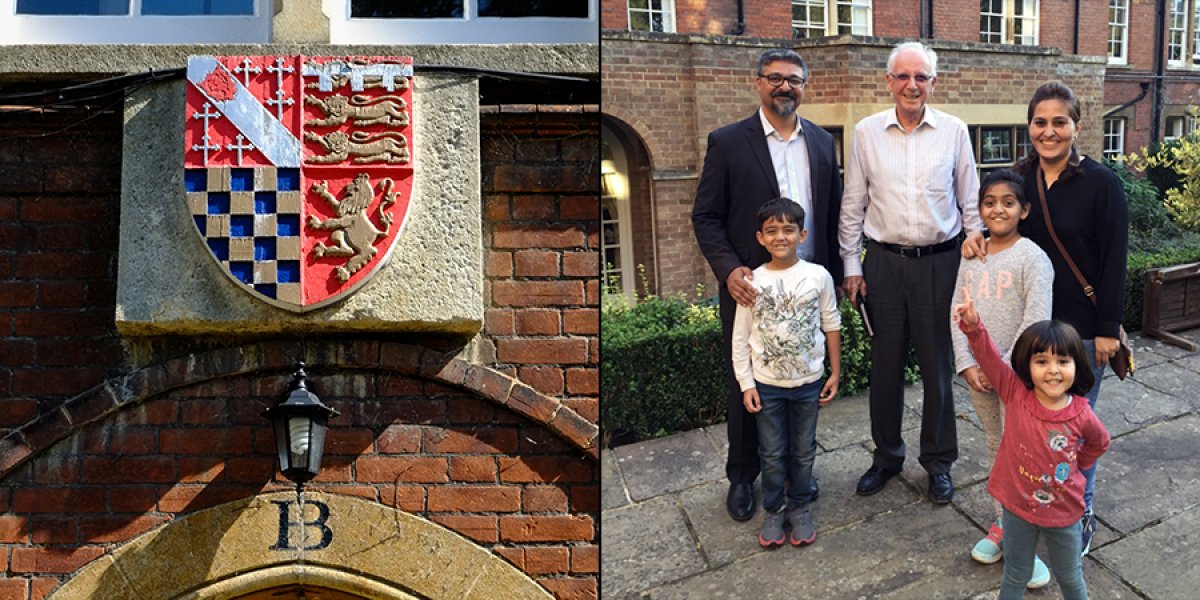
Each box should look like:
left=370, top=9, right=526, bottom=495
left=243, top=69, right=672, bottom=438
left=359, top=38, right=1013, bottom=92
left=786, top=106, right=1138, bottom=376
left=692, top=48, right=844, bottom=522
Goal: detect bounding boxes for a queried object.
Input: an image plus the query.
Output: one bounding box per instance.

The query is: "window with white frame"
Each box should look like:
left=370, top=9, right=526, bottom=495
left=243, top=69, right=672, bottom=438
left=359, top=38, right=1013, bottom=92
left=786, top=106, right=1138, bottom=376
left=2, top=0, right=269, bottom=43
left=1165, top=115, right=1199, bottom=140
left=332, top=0, right=599, bottom=44
left=628, top=0, right=674, bottom=33
left=1109, top=0, right=1129, bottom=64
left=600, top=139, right=635, bottom=299
left=969, top=125, right=1030, bottom=179
left=1169, top=0, right=1188, bottom=64
left=1103, top=118, right=1125, bottom=161
left=979, top=0, right=1038, bottom=45
left=791, top=0, right=871, bottom=39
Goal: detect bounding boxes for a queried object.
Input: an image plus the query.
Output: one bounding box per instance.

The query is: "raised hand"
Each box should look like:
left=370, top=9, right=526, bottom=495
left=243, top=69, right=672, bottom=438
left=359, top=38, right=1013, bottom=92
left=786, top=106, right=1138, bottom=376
left=952, top=286, right=980, bottom=330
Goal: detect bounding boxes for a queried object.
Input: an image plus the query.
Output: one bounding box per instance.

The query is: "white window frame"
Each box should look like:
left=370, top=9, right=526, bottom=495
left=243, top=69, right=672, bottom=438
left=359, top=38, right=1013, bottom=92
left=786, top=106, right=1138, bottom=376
left=979, top=0, right=1039, bottom=46
left=1165, top=115, right=1199, bottom=140
left=1, top=0, right=270, bottom=44
left=1103, top=118, right=1125, bottom=162
left=627, top=0, right=674, bottom=33
left=1169, top=0, right=1188, bottom=65
left=1108, top=0, right=1129, bottom=65
left=600, top=137, right=635, bottom=300
left=792, top=0, right=871, bottom=39
left=327, top=0, right=599, bottom=44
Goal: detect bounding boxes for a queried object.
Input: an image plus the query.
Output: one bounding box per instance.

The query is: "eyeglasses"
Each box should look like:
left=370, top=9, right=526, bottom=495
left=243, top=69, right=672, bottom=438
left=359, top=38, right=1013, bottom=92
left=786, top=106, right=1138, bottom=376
left=889, top=73, right=933, bottom=84
left=758, top=73, right=807, bottom=88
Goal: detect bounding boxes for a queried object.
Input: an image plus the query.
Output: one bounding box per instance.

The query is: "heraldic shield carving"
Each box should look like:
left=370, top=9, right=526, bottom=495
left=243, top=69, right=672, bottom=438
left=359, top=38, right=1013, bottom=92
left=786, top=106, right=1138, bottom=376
left=184, top=55, right=414, bottom=312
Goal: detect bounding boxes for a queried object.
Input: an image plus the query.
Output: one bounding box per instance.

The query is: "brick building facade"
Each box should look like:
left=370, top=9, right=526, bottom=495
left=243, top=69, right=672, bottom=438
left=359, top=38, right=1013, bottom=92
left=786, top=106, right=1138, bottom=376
left=0, top=47, right=599, bottom=600
left=601, top=0, right=1200, bottom=298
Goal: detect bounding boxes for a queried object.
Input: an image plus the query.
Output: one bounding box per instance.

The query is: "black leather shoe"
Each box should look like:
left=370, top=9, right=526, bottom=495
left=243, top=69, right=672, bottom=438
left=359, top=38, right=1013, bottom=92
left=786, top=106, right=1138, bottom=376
left=726, top=483, right=756, bottom=521
left=929, top=472, right=954, bottom=504
left=856, top=465, right=901, bottom=496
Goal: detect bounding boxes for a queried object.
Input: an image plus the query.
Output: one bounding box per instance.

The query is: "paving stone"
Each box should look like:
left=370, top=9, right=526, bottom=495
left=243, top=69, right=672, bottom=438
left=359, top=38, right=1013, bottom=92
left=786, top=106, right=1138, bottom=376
left=1124, top=361, right=1200, bottom=412
left=1094, top=414, right=1200, bottom=534
left=601, top=448, right=630, bottom=510
left=613, top=428, right=724, bottom=501
left=702, top=422, right=728, bottom=466
left=1091, top=376, right=1192, bottom=437
left=646, top=501, right=997, bottom=599
left=816, top=389, right=919, bottom=451
left=601, top=495, right=706, bottom=600
left=895, top=414, right=992, bottom=492
left=1093, top=508, right=1200, bottom=599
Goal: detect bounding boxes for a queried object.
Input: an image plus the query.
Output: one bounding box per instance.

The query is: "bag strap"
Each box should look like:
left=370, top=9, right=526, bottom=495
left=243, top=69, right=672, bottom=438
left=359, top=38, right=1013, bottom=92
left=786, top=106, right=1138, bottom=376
left=1036, top=166, right=1097, bottom=307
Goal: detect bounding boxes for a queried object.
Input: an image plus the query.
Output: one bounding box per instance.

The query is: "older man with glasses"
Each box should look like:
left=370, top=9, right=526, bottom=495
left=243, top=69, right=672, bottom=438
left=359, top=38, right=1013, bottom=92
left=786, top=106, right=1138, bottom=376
left=838, top=41, right=985, bottom=505
left=693, top=48, right=844, bottom=522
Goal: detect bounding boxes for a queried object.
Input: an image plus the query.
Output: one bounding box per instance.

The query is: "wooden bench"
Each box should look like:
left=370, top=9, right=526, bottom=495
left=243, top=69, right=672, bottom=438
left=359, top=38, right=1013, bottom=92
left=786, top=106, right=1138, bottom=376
left=1142, top=262, right=1200, bottom=351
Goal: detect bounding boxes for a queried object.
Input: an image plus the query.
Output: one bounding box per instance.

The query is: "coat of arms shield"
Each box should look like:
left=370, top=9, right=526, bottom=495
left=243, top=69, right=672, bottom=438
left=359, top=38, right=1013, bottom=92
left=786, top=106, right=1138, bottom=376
left=184, top=54, right=414, bottom=312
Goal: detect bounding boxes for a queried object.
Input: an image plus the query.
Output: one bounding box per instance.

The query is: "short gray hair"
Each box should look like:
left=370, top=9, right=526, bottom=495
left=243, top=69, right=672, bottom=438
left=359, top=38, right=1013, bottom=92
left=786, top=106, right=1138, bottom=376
left=887, top=42, right=937, bottom=77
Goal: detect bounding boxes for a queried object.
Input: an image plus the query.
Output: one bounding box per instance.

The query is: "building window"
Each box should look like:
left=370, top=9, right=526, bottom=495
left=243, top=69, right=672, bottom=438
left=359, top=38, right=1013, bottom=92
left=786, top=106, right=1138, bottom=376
left=1109, top=0, right=1129, bottom=64
left=969, top=125, right=1029, bottom=178
left=601, top=140, right=635, bottom=299
left=332, top=0, right=598, bottom=43
left=979, top=0, right=1038, bottom=45
left=1169, top=0, right=1188, bottom=64
left=792, top=0, right=871, bottom=38
left=627, top=0, right=674, bottom=32
left=5, top=0, right=268, bottom=43
left=1165, top=115, right=1199, bottom=140
left=1103, top=118, right=1126, bottom=161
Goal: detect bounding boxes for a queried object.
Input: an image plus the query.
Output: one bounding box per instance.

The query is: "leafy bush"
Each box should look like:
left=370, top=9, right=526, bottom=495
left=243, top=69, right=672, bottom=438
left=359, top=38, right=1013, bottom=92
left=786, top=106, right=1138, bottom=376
left=1141, top=138, right=1183, bottom=200
left=1109, top=160, right=1180, bottom=253
left=1124, top=133, right=1200, bottom=231
left=601, top=293, right=918, bottom=445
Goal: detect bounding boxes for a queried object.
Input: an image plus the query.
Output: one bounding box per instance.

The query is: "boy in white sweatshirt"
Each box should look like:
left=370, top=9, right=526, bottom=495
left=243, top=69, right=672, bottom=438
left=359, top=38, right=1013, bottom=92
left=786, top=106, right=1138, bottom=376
left=732, top=197, right=841, bottom=548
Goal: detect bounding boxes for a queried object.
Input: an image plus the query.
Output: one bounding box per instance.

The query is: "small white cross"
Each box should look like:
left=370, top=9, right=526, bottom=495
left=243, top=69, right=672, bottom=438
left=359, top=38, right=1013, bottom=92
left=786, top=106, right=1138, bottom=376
left=266, top=57, right=295, bottom=122
left=233, top=58, right=262, bottom=89
left=226, top=134, right=256, bottom=166
left=191, top=102, right=223, bottom=164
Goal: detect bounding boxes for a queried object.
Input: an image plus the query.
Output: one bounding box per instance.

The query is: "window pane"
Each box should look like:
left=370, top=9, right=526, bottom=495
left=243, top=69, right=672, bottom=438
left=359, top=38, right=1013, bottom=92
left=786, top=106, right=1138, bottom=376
left=142, top=0, right=253, bottom=15
left=16, top=0, right=128, bottom=15
left=629, top=0, right=648, bottom=9
left=980, top=128, right=1012, bottom=163
left=629, top=11, right=649, bottom=30
left=478, top=0, right=588, bottom=17
left=352, top=0, right=463, bottom=18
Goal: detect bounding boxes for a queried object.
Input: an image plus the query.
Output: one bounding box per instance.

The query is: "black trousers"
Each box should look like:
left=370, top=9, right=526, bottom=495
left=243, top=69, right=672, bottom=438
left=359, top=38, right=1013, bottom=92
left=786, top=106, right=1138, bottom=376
left=863, top=242, right=959, bottom=475
left=719, top=285, right=760, bottom=484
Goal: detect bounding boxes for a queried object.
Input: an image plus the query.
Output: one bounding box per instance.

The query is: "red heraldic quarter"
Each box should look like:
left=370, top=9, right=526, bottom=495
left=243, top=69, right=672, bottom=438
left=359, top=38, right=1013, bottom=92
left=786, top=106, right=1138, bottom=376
left=184, top=55, right=415, bottom=312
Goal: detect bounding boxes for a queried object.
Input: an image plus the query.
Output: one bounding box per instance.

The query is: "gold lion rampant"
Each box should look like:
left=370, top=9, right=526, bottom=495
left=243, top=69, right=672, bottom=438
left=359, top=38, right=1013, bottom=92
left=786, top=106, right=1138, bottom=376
left=304, top=94, right=409, bottom=128
left=304, top=130, right=410, bottom=164
left=308, top=173, right=397, bottom=282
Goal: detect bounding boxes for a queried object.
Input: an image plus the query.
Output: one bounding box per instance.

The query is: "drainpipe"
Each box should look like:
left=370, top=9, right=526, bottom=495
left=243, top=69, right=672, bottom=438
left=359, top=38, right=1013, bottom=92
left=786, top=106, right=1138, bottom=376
left=1151, top=0, right=1166, bottom=142
left=927, top=0, right=935, bottom=38
left=920, top=0, right=929, bottom=38
left=1073, top=0, right=1081, bottom=54
left=1103, top=82, right=1150, bottom=118
left=729, top=0, right=745, bottom=35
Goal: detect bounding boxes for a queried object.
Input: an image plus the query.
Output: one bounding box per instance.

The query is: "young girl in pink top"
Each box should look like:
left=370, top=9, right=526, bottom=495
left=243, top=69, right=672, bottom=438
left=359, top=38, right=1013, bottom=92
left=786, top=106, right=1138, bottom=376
left=954, top=289, right=1110, bottom=600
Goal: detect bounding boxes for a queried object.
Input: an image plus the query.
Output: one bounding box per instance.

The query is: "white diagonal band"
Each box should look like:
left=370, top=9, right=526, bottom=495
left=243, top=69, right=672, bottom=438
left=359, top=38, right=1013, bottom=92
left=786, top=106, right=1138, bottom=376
left=187, top=56, right=302, bottom=168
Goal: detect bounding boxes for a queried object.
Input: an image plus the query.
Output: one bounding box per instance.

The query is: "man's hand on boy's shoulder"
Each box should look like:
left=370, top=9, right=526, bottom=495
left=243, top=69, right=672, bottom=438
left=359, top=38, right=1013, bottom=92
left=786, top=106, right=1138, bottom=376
left=727, top=266, right=756, bottom=306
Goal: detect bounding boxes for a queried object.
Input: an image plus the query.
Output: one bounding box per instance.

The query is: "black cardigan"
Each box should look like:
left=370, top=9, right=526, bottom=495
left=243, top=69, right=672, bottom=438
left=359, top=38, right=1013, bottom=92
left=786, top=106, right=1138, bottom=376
left=1019, top=157, right=1129, bottom=339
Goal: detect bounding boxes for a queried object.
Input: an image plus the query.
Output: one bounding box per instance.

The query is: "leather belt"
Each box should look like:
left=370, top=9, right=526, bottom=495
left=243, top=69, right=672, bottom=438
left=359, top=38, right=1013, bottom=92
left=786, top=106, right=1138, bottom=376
left=868, top=238, right=959, bottom=258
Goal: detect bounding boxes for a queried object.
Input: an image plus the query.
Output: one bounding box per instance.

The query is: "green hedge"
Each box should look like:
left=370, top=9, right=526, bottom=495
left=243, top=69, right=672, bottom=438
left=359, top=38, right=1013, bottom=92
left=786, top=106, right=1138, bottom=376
left=1125, top=241, right=1200, bottom=330
left=601, top=294, right=917, bottom=445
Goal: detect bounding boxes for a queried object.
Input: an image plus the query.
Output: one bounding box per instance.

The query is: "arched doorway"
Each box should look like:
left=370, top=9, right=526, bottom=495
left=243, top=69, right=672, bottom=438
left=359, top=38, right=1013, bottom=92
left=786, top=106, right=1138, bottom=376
left=600, top=115, right=657, bottom=300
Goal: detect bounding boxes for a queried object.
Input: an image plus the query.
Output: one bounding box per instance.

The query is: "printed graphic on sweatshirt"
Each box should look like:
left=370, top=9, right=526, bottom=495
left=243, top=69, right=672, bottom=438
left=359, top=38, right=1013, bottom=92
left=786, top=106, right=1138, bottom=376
left=753, top=277, right=822, bottom=380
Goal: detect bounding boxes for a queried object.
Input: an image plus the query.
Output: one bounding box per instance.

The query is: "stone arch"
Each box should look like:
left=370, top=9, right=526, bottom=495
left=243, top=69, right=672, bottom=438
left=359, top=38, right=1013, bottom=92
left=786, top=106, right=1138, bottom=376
left=601, top=113, right=660, bottom=296
left=49, top=492, right=552, bottom=600
left=0, top=340, right=598, bottom=480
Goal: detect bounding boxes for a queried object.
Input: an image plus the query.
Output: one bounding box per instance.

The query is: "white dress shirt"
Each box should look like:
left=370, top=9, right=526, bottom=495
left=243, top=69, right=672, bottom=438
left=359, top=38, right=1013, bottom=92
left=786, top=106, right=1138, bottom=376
left=759, top=108, right=815, bottom=261
left=837, top=106, right=983, bottom=278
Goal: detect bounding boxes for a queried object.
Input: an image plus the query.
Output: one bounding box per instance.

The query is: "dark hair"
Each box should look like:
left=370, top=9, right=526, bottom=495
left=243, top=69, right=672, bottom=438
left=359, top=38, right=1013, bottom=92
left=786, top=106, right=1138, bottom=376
left=1010, top=320, right=1095, bottom=395
left=1015, top=82, right=1082, bottom=179
left=756, top=49, right=808, bottom=79
left=978, top=169, right=1028, bottom=207
left=757, top=197, right=805, bottom=229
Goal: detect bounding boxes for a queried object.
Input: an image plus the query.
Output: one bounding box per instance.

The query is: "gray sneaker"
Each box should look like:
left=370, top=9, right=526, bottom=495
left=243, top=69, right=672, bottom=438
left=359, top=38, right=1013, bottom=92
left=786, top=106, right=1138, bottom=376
left=758, top=510, right=786, bottom=548
left=788, top=507, right=816, bottom=545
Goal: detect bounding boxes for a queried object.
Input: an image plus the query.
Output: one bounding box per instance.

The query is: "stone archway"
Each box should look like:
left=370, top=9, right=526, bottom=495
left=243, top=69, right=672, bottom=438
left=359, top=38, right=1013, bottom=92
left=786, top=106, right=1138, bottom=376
left=50, top=492, right=551, bottom=600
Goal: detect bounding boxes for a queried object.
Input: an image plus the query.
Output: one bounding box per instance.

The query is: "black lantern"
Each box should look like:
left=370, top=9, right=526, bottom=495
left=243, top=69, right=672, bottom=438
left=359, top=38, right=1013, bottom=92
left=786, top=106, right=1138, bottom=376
left=263, top=363, right=339, bottom=488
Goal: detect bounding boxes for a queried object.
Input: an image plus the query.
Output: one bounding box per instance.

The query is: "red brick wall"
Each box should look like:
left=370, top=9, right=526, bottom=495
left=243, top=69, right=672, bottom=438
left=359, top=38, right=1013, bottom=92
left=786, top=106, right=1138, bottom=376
left=0, top=369, right=598, bottom=599
left=480, top=110, right=600, bottom=428
left=933, top=0, right=979, bottom=43
left=0, top=110, right=126, bottom=430
left=874, top=0, right=922, bottom=38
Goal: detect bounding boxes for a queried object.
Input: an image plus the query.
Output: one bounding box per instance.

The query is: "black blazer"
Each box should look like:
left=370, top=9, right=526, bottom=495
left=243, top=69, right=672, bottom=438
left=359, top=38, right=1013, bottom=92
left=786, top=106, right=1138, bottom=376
left=692, top=112, right=844, bottom=302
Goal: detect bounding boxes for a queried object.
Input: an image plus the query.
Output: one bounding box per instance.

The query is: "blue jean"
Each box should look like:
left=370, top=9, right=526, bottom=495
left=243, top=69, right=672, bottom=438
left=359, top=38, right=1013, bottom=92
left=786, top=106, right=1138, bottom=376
left=1080, top=339, right=1106, bottom=512
left=755, top=380, right=821, bottom=513
left=999, top=509, right=1087, bottom=600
